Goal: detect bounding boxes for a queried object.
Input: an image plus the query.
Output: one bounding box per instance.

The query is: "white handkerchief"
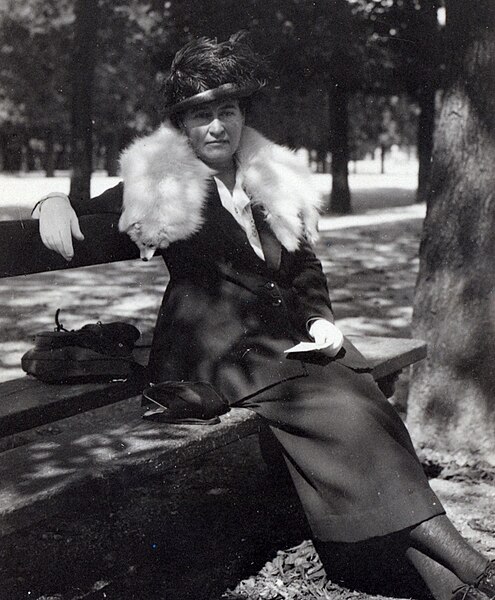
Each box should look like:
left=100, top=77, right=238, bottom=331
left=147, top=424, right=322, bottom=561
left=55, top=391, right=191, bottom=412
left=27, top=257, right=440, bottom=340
left=284, top=341, right=330, bottom=354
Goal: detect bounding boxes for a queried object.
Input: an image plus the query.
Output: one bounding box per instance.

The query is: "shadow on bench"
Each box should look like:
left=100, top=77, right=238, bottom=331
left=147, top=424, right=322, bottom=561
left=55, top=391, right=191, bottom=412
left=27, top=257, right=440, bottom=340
left=0, top=335, right=426, bottom=537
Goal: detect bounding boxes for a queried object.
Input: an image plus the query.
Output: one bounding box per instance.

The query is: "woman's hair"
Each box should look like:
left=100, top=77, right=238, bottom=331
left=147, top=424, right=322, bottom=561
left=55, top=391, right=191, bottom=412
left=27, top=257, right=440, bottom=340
left=160, top=31, right=267, bottom=123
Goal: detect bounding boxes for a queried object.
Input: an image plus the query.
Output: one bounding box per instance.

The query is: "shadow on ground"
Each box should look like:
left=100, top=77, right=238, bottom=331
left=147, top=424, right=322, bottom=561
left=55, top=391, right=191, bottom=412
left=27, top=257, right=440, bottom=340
left=322, top=186, right=417, bottom=214
left=0, top=436, right=311, bottom=600
left=316, top=218, right=423, bottom=337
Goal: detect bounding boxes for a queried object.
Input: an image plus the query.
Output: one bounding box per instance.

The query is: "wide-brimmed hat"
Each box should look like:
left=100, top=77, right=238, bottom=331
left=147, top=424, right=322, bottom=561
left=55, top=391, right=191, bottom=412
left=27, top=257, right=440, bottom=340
left=161, top=31, right=267, bottom=118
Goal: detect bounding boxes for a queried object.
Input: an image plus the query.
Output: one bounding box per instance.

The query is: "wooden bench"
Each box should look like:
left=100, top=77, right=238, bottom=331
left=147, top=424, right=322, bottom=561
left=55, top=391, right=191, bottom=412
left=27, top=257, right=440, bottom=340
left=0, top=217, right=427, bottom=536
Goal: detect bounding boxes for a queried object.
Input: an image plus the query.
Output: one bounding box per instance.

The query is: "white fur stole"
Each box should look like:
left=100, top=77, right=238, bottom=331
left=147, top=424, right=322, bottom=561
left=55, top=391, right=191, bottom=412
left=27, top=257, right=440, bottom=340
left=119, top=122, right=322, bottom=253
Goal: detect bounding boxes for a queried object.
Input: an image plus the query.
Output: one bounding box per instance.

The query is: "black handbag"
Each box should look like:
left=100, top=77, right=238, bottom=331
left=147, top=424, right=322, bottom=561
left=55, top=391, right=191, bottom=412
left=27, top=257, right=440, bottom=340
left=21, top=309, right=141, bottom=383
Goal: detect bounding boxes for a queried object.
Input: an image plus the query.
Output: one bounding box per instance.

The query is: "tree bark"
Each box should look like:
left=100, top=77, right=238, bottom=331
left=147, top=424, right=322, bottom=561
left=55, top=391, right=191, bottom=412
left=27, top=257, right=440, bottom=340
left=69, top=0, right=99, bottom=201
left=409, top=0, right=495, bottom=465
left=328, top=83, right=351, bottom=214
left=20, top=142, right=29, bottom=173
left=104, top=131, right=121, bottom=177
left=44, top=130, right=55, bottom=177
left=416, top=87, right=436, bottom=204
left=380, top=145, right=386, bottom=175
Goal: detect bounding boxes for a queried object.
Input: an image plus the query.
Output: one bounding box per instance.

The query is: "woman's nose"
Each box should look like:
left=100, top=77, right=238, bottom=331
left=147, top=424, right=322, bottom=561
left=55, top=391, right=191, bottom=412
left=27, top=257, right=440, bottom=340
left=208, top=118, right=225, bottom=136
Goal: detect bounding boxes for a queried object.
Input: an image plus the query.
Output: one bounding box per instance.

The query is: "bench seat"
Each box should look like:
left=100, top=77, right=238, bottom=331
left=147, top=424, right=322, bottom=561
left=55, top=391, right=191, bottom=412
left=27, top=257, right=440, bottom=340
left=0, top=335, right=426, bottom=536
left=0, top=335, right=425, bottom=439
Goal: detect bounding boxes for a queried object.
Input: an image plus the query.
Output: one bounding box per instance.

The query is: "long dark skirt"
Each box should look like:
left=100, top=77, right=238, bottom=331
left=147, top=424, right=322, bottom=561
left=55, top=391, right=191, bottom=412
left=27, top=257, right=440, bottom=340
left=240, top=360, right=445, bottom=543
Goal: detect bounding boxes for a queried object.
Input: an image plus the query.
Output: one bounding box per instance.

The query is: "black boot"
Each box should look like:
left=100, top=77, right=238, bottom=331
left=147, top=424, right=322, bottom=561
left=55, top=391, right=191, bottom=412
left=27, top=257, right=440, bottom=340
left=475, top=560, right=495, bottom=599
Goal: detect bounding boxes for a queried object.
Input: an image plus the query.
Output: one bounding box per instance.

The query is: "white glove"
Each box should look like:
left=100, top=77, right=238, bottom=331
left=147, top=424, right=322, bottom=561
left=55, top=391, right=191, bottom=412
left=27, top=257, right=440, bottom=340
left=308, top=319, right=344, bottom=357
left=33, top=193, right=84, bottom=261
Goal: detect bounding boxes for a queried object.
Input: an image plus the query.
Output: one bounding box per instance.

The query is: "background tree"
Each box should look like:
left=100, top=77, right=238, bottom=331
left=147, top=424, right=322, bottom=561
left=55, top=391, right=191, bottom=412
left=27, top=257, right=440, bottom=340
left=0, top=0, right=72, bottom=174
left=94, top=1, right=167, bottom=175
left=349, top=93, right=418, bottom=173
left=351, top=0, right=443, bottom=201
left=274, top=0, right=363, bottom=214
left=0, top=0, right=441, bottom=206
left=69, top=0, right=99, bottom=201
left=379, top=0, right=442, bottom=203
left=0, top=0, right=170, bottom=183
left=409, top=0, right=495, bottom=464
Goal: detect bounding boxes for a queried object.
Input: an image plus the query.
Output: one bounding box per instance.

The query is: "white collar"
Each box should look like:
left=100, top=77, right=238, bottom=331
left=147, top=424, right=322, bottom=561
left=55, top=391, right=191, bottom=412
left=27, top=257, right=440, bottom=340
left=213, top=171, right=250, bottom=212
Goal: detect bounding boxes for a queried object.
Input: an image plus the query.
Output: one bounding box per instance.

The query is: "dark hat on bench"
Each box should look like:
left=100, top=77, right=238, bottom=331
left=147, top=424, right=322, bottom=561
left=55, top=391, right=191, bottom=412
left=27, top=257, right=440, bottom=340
left=142, top=381, right=230, bottom=425
left=160, top=31, right=267, bottom=118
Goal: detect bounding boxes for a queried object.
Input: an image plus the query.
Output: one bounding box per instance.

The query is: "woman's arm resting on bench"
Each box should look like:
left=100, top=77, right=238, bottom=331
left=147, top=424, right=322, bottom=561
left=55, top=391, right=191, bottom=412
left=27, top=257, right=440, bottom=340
left=32, top=184, right=124, bottom=261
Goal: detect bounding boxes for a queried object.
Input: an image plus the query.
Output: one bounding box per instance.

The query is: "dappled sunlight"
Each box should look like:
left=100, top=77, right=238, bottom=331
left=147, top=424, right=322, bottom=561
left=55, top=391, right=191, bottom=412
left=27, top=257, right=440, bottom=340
left=0, top=342, right=32, bottom=381
left=316, top=218, right=423, bottom=338
left=111, top=296, right=162, bottom=316
left=0, top=258, right=167, bottom=382
left=0, top=400, right=257, bottom=510
left=0, top=173, right=428, bottom=563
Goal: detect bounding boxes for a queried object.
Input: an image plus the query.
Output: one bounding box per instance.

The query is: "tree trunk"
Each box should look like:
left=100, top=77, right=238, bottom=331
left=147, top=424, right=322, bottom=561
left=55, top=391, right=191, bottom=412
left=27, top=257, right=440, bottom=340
left=69, top=0, right=99, bottom=201
left=380, top=145, right=386, bottom=175
left=104, top=131, right=121, bottom=177
left=328, top=83, right=351, bottom=214
left=20, top=143, right=29, bottom=173
left=56, top=142, right=69, bottom=170
left=408, top=0, right=495, bottom=465
left=44, top=131, right=55, bottom=177
left=416, top=87, right=436, bottom=204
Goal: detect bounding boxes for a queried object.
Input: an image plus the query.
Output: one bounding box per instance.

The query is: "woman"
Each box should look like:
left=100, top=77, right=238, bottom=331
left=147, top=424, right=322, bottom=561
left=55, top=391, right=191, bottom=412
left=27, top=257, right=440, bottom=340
left=34, top=34, right=494, bottom=600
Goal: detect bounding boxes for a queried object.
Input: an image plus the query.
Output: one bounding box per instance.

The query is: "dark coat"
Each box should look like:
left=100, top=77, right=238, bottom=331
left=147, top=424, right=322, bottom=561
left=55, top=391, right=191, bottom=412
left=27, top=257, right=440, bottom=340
left=72, top=174, right=444, bottom=546
left=73, top=181, right=368, bottom=404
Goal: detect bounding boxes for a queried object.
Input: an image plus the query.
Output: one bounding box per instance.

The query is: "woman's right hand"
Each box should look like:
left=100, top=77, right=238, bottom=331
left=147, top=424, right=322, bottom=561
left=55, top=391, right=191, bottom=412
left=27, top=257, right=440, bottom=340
left=36, top=194, right=85, bottom=261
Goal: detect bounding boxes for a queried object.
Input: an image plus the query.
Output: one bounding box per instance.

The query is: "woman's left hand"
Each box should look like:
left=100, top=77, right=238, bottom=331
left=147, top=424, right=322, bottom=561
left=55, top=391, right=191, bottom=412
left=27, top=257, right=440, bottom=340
left=308, top=319, right=344, bottom=357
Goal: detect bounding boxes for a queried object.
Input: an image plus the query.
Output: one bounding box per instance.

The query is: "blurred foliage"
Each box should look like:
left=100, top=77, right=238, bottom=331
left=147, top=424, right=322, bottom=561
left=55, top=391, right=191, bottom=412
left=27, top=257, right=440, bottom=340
left=0, top=0, right=72, bottom=168
left=0, top=0, right=441, bottom=173
left=349, top=93, right=418, bottom=160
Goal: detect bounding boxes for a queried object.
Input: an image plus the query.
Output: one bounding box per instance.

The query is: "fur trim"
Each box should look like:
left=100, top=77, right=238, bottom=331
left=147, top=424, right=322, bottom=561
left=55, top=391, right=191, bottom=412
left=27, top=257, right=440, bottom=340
left=119, top=123, right=212, bottom=252
left=119, top=122, right=322, bottom=253
left=237, top=127, right=322, bottom=251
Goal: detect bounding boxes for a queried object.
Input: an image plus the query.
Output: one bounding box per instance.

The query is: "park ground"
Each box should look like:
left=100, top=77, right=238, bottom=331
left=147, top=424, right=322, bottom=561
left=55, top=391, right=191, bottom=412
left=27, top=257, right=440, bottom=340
left=0, top=159, right=493, bottom=599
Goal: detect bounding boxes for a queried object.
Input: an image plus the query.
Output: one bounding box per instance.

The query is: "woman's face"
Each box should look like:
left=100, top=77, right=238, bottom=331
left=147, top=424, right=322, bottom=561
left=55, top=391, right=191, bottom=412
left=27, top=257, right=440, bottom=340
left=181, top=99, right=244, bottom=170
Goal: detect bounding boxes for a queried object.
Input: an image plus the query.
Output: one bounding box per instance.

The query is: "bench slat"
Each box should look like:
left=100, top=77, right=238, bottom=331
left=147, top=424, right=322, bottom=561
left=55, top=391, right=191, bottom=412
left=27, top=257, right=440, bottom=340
left=0, top=336, right=426, bottom=439
left=0, top=375, right=144, bottom=438
left=0, top=216, right=138, bottom=278
left=0, top=400, right=260, bottom=535
left=347, top=335, right=427, bottom=380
